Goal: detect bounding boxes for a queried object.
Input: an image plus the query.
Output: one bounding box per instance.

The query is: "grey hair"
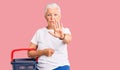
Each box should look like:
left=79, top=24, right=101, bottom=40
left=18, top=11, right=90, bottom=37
left=44, top=3, right=61, bottom=14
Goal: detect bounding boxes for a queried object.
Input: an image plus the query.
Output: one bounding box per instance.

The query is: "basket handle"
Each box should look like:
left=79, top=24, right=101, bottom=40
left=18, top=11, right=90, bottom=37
left=11, top=48, right=36, bottom=62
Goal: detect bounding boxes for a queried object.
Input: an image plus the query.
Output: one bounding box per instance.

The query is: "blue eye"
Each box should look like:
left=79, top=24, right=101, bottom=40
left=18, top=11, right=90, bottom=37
left=54, top=14, right=58, bottom=16
left=47, top=14, right=51, bottom=16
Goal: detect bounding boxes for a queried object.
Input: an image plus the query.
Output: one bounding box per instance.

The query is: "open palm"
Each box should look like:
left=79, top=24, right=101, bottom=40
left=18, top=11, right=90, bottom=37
left=49, top=22, right=64, bottom=39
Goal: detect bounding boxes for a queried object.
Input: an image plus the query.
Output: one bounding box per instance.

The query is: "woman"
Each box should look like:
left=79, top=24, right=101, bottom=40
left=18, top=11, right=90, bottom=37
left=28, top=3, right=72, bottom=70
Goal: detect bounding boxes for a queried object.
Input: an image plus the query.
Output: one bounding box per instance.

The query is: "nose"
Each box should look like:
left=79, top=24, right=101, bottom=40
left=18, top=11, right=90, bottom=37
left=51, top=15, right=55, bottom=20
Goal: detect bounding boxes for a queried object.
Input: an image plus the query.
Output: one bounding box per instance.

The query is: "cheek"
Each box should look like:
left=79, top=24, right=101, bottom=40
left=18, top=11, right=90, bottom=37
left=45, top=17, right=50, bottom=21
left=58, top=15, right=61, bottom=19
left=45, top=15, right=50, bottom=21
left=56, top=16, right=61, bottom=20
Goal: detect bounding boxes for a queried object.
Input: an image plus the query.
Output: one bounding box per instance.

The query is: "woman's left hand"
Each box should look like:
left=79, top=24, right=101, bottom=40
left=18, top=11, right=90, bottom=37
left=49, top=21, right=64, bottom=39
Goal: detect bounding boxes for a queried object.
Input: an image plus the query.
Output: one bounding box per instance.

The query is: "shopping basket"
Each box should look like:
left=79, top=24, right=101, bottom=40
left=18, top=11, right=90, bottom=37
left=11, top=48, right=38, bottom=70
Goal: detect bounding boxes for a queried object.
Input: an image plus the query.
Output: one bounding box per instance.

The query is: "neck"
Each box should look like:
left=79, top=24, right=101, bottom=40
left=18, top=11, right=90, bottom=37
left=46, top=26, right=54, bottom=30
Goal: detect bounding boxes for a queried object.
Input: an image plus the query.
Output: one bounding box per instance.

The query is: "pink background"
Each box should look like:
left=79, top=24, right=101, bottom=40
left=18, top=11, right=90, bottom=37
left=0, top=0, right=120, bottom=70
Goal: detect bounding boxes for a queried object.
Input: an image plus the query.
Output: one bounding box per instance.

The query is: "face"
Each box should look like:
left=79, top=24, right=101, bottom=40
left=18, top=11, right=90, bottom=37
left=45, top=8, right=61, bottom=29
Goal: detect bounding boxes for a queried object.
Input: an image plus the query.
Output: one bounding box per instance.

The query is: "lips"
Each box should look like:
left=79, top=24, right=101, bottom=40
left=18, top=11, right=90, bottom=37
left=50, top=20, right=54, bottom=22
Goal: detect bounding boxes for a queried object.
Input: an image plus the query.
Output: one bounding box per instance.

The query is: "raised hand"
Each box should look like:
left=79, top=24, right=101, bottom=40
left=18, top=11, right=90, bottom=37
left=49, top=20, right=64, bottom=39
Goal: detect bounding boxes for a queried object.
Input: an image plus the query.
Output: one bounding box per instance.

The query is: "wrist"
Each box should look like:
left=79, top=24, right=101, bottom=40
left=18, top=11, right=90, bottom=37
left=59, top=34, right=65, bottom=40
left=36, top=50, right=44, bottom=57
left=36, top=50, right=40, bottom=57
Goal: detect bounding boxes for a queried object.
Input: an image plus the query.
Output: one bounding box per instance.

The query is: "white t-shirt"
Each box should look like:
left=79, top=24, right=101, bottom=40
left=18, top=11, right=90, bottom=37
left=31, top=27, right=71, bottom=70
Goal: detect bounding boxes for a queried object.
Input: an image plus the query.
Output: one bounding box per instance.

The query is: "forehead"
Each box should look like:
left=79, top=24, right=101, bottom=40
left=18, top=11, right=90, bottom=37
left=46, top=8, right=60, bottom=14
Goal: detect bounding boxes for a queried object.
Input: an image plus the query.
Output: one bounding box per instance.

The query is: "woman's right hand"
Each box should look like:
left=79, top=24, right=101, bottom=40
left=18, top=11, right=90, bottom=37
left=43, top=48, right=55, bottom=57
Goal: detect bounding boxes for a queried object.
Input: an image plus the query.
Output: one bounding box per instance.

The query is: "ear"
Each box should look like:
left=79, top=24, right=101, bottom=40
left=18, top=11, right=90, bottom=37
left=44, top=14, right=48, bottom=21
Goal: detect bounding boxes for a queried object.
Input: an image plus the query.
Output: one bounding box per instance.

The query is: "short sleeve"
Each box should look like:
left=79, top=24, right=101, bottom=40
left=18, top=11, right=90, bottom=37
left=63, top=28, right=71, bottom=35
left=31, top=31, right=39, bottom=45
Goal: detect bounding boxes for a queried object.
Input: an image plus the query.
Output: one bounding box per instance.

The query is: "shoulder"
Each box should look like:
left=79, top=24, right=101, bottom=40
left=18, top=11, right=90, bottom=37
left=62, top=27, right=71, bottom=34
left=63, top=27, right=71, bottom=32
left=36, top=27, right=46, bottom=33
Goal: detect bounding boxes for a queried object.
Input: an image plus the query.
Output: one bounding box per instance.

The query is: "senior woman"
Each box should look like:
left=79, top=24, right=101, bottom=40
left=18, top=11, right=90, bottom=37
left=28, top=3, right=72, bottom=70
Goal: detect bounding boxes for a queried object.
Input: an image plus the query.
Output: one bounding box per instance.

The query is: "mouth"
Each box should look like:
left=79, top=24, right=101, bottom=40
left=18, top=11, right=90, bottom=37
left=50, top=20, right=54, bottom=22
left=49, top=21, right=55, bottom=23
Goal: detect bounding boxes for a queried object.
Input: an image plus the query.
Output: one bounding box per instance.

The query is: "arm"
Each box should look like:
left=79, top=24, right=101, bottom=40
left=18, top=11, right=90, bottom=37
left=27, top=43, right=44, bottom=58
left=28, top=42, right=55, bottom=58
left=60, top=34, right=72, bottom=44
